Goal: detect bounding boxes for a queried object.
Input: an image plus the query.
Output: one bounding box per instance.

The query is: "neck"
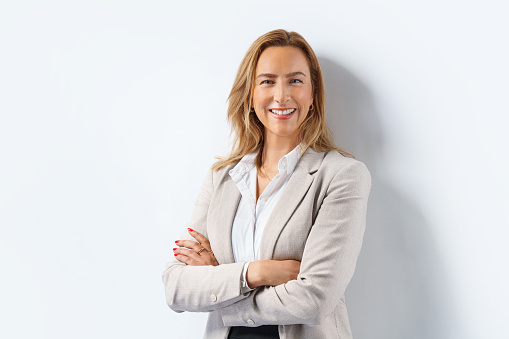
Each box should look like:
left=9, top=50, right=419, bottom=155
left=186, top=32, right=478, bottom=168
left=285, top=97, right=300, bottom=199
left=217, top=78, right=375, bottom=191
left=261, top=133, right=299, bottom=170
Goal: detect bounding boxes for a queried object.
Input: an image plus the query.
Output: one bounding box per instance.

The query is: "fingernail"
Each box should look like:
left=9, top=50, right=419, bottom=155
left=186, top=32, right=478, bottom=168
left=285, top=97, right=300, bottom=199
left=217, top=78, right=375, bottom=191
left=175, top=240, right=179, bottom=244
left=173, top=248, right=177, bottom=251
left=174, top=253, right=178, bottom=256
left=188, top=228, right=194, bottom=232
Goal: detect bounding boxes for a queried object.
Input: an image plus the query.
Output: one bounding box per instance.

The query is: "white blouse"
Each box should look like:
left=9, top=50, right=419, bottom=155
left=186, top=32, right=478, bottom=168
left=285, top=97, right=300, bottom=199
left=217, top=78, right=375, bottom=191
left=228, top=145, right=302, bottom=291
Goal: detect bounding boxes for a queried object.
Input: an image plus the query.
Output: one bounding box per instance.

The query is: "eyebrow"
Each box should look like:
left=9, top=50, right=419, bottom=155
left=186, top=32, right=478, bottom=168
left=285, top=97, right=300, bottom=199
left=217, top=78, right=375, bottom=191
left=256, top=71, right=307, bottom=79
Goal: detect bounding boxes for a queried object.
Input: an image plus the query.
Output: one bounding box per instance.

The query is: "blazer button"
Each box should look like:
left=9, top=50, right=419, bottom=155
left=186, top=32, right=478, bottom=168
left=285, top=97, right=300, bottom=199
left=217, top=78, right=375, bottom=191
left=247, top=319, right=255, bottom=325
left=210, top=294, right=217, bottom=302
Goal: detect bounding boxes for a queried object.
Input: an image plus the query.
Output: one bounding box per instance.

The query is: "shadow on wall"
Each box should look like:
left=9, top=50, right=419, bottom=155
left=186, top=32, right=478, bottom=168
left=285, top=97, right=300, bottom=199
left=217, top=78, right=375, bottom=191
left=318, top=57, right=457, bottom=339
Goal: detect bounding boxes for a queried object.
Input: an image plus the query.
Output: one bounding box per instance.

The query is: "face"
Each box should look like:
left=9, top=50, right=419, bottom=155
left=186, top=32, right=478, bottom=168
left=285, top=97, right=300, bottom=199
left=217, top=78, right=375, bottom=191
left=252, top=46, right=314, bottom=143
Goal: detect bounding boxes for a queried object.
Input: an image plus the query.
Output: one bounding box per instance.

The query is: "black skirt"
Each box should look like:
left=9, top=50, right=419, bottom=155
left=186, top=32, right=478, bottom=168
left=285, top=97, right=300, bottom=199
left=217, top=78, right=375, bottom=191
left=227, top=325, right=279, bottom=339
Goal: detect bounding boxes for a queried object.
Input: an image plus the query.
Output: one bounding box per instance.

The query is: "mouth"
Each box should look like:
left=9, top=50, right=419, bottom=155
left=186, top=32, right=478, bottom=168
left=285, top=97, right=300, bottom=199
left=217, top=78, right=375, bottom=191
left=269, top=108, right=296, bottom=119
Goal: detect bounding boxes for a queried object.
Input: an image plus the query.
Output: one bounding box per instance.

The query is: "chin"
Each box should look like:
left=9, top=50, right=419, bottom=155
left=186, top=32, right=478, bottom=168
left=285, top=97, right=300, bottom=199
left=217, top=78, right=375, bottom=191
left=267, top=129, right=299, bottom=139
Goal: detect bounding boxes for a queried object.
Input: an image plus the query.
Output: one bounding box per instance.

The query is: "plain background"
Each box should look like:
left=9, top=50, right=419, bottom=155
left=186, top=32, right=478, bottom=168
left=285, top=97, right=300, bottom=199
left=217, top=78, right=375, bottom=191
left=1, top=1, right=508, bottom=338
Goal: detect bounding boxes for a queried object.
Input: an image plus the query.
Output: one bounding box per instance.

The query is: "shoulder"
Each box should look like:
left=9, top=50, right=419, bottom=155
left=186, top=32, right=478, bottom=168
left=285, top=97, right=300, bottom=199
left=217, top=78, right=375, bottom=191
left=303, top=149, right=369, bottom=176
left=323, top=151, right=370, bottom=176
left=209, top=162, right=238, bottom=188
left=305, top=150, right=371, bottom=191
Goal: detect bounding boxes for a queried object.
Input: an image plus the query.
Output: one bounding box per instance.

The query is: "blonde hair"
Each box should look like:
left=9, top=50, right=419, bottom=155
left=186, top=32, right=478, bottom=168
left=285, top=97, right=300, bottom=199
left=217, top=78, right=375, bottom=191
left=212, top=29, right=352, bottom=171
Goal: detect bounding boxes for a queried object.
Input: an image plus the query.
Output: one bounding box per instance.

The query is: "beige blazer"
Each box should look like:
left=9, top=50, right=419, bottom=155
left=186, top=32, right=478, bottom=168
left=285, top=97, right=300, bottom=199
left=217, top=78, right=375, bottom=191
left=162, top=149, right=371, bottom=339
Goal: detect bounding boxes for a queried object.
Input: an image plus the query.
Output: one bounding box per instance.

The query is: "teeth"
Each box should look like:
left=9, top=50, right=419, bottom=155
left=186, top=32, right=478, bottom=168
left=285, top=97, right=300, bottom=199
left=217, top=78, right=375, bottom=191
left=270, top=109, right=295, bottom=115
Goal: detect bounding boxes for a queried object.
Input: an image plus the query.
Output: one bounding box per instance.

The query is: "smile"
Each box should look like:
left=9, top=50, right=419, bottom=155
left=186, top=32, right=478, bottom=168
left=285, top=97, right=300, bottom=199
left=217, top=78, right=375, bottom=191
left=269, top=108, right=296, bottom=115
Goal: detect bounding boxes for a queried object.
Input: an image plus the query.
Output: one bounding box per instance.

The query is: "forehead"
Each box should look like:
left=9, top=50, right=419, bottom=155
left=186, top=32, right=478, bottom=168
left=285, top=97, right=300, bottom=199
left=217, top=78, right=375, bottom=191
left=256, top=46, right=310, bottom=75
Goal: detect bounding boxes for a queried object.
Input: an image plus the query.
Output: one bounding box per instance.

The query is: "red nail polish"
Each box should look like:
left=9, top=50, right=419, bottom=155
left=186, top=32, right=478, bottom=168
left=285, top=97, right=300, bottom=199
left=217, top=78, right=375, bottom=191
left=188, top=228, right=194, bottom=232
left=175, top=240, right=179, bottom=244
left=174, top=253, right=178, bottom=256
left=173, top=248, right=177, bottom=251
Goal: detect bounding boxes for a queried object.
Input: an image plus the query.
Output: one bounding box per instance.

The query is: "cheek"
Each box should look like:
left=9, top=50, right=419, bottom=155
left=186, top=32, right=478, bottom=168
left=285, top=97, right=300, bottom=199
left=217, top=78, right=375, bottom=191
left=298, top=110, right=309, bottom=124
left=295, top=88, right=313, bottom=105
left=252, top=88, right=269, bottom=107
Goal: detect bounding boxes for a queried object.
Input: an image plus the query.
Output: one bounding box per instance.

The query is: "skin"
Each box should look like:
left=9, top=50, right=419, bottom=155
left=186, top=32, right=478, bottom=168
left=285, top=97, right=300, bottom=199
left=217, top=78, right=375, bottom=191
left=253, top=46, right=314, bottom=200
left=174, top=46, right=314, bottom=288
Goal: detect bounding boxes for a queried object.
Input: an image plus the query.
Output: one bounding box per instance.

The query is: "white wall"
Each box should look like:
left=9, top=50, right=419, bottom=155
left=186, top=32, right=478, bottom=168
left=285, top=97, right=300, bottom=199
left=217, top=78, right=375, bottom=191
left=1, top=1, right=508, bottom=338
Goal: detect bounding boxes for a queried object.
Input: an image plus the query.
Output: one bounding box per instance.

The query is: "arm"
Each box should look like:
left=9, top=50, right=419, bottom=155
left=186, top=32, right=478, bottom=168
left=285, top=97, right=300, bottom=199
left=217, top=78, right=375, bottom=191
left=162, top=169, right=248, bottom=313
left=246, top=260, right=301, bottom=288
left=219, top=161, right=371, bottom=326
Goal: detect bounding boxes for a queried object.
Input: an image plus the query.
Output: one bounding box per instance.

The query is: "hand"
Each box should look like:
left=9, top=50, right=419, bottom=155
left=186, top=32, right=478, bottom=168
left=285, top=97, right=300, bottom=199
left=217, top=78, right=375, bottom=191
left=174, top=228, right=219, bottom=266
left=246, top=259, right=301, bottom=288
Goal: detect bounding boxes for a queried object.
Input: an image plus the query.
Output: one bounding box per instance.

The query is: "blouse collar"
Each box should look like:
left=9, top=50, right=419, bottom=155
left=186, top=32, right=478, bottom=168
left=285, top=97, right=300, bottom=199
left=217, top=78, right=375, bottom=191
left=229, top=145, right=302, bottom=183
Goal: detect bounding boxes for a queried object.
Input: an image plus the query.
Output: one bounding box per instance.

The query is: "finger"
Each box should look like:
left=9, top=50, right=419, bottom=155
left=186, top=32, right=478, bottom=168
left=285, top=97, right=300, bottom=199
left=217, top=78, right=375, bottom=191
left=174, top=246, right=202, bottom=262
left=175, top=239, right=202, bottom=251
left=174, top=242, right=209, bottom=261
left=175, top=246, right=218, bottom=266
left=174, top=253, right=197, bottom=265
left=187, top=228, right=212, bottom=251
left=174, top=251, right=185, bottom=262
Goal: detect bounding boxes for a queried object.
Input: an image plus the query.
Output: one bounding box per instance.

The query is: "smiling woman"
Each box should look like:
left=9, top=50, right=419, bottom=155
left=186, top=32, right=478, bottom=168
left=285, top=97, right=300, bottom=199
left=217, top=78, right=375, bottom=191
left=162, top=29, right=371, bottom=339
left=253, top=47, right=313, bottom=143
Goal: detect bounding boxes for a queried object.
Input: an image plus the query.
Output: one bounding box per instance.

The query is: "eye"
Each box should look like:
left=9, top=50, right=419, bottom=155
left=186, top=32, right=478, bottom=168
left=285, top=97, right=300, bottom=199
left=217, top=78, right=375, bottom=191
left=290, top=79, right=303, bottom=84
left=260, top=80, right=274, bottom=85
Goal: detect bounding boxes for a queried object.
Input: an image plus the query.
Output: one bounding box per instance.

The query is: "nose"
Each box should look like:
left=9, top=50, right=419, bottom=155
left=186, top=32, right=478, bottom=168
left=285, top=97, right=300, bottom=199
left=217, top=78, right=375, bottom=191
left=274, top=82, right=289, bottom=103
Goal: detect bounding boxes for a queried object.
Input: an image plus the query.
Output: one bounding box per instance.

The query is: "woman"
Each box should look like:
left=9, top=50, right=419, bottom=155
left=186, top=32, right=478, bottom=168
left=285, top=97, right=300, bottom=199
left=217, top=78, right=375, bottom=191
left=162, top=29, right=371, bottom=339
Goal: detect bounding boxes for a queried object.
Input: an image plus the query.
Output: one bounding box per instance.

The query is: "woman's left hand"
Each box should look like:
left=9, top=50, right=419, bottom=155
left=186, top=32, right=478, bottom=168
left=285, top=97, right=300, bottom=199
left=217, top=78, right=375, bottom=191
left=174, top=228, right=219, bottom=266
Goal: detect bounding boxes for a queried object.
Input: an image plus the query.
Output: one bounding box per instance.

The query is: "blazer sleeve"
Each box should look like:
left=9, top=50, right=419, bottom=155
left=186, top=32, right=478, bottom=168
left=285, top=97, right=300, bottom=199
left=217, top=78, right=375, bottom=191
left=162, top=169, right=248, bottom=313
left=218, top=160, right=371, bottom=326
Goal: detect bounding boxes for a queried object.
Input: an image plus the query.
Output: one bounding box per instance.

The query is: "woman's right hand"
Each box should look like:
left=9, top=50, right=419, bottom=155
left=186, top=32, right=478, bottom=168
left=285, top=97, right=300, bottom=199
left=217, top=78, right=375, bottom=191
left=246, top=259, right=301, bottom=288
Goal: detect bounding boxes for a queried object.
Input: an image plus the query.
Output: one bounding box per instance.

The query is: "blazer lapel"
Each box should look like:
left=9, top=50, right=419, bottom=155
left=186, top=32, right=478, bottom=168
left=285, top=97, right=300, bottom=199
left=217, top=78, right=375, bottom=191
left=259, top=149, right=325, bottom=259
left=208, top=175, right=240, bottom=264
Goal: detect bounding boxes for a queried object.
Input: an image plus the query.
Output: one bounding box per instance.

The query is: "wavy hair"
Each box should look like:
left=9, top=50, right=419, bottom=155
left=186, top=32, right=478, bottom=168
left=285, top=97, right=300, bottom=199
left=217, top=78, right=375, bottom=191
left=212, top=29, right=352, bottom=171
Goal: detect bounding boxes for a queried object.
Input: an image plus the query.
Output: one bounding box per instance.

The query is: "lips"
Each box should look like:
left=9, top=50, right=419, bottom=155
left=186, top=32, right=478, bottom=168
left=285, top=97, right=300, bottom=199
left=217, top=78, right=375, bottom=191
left=270, top=108, right=295, bottom=115
left=269, top=108, right=296, bottom=120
